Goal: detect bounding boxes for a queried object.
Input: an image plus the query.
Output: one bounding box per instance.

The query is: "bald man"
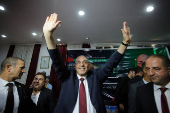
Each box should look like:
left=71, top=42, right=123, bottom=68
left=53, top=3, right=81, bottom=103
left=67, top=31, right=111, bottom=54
left=43, top=13, right=132, bottom=113
left=137, top=54, right=149, bottom=67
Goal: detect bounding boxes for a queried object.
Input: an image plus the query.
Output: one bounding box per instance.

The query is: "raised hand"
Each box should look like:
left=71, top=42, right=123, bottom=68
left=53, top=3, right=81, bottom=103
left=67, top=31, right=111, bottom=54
left=121, top=22, right=131, bottom=45
left=43, top=13, right=61, bottom=49
left=43, top=13, right=61, bottom=36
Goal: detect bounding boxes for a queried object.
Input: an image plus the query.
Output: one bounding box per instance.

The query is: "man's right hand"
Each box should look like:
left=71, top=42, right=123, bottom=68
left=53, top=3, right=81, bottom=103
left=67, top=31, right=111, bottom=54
left=119, top=104, right=125, bottom=111
left=43, top=13, right=61, bottom=49
left=43, top=13, right=61, bottom=37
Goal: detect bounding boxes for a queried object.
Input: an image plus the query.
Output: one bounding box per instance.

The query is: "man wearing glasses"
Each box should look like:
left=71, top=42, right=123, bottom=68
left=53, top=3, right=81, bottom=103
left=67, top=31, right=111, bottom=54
left=43, top=13, right=132, bottom=113
left=136, top=54, right=149, bottom=67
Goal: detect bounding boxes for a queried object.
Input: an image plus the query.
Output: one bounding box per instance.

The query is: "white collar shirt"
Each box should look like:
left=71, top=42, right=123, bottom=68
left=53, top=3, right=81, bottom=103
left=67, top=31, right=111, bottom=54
left=0, top=78, right=19, bottom=113
left=154, top=82, right=170, bottom=113
left=73, top=74, right=96, bottom=113
left=142, top=78, right=148, bottom=84
left=31, top=92, right=40, bottom=105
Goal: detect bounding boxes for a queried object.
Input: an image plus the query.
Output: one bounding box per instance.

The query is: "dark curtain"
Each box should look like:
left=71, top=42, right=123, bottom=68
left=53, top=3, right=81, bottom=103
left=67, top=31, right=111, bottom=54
left=6, top=45, right=15, bottom=57
left=26, top=44, right=41, bottom=87
left=50, top=45, right=67, bottom=101
left=82, top=44, right=91, bottom=48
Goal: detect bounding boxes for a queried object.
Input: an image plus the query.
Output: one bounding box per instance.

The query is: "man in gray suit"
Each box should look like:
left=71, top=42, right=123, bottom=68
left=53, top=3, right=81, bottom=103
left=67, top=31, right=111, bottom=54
left=128, top=62, right=151, bottom=113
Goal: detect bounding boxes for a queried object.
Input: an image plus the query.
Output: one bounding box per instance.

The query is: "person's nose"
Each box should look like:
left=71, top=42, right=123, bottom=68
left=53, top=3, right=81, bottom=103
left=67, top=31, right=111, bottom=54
left=35, top=79, right=39, bottom=82
left=80, top=62, right=85, bottom=66
left=22, top=69, right=26, bottom=73
left=149, top=69, right=155, bottom=76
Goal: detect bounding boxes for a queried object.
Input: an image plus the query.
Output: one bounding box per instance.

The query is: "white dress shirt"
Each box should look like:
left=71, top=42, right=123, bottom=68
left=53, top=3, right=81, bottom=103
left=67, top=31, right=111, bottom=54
left=31, top=92, right=40, bottom=105
left=73, top=74, right=96, bottom=113
left=154, top=82, right=170, bottom=113
left=0, top=78, right=19, bottom=113
left=142, top=78, right=148, bottom=84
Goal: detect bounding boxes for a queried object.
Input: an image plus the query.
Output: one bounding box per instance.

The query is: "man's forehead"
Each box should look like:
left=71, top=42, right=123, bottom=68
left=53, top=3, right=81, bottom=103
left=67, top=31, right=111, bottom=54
left=17, top=59, right=25, bottom=64
left=146, top=57, right=162, bottom=65
left=76, top=56, right=87, bottom=61
left=137, top=54, right=148, bottom=61
left=35, top=74, right=44, bottom=79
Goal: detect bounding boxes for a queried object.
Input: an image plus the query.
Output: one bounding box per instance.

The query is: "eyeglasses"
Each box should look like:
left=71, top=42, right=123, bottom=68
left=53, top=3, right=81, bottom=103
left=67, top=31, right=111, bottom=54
left=137, top=61, right=144, bottom=64
left=75, top=60, right=88, bottom=65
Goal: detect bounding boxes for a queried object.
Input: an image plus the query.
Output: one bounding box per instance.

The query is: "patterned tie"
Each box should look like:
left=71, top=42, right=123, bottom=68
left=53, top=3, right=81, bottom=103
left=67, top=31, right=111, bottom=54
left=4, top=83, right=14, bottom=113
left=79, top=78, right=87, bottom=113
left=160, top=88, right=169, bottom=113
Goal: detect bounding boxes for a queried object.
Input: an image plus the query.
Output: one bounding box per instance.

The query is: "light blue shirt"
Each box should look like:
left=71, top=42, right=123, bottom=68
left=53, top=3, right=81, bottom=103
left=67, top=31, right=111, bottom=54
left=46, top=83, right=52, bottom=90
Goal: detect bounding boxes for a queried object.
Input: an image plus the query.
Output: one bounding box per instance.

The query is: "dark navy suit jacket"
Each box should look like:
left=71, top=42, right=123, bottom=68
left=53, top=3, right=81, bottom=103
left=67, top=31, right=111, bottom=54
left=136, top=82, right=158, bottom=113
left=48, top=48, right=123, bottom=113
left=128, top=79, right=144, bottom=113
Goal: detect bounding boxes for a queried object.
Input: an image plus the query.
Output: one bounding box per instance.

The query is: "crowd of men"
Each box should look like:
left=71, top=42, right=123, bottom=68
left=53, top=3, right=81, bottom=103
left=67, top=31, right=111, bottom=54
left=0, top=13, right=169, bottom=113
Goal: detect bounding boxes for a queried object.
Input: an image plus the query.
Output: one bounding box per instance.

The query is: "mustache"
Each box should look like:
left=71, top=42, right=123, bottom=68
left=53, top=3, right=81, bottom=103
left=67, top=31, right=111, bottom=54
left=79, top=67, right=86, bottom=69
left=149, top=74, right=157, bottom=77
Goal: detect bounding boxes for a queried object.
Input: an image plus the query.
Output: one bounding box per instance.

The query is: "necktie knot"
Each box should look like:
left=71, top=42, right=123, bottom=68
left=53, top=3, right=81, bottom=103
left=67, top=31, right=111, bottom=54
left=6, top=83, right=13, bottom=87
left=160, top=88, right=168, bottom=94
left=80, top=78, right=84, bottom=82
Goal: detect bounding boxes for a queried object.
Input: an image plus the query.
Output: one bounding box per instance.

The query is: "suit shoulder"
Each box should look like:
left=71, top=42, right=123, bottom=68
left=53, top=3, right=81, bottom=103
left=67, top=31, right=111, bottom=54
left=129, top=80, right=143, bottom=87
left=137, top=82, right=153, bottom=91
left=42, top=88, right=54, bottom=94
left=15, top=81, right=24, bottom=85
left=15, top=81, right=28, bottom=88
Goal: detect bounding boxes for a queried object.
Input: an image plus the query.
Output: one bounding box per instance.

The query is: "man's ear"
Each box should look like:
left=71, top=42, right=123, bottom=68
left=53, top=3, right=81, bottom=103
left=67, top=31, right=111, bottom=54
left=6, top=64, right=12, bottom=72
left=168, top=67, right=170, bottom=72
left=141, top=71, right=143, bottom=75
left=129, top=71, right=132, bottom=75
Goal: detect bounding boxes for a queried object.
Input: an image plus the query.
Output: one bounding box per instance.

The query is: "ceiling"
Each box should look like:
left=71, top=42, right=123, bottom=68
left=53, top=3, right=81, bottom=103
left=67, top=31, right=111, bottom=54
left=0, top=0, right=170, bottom=47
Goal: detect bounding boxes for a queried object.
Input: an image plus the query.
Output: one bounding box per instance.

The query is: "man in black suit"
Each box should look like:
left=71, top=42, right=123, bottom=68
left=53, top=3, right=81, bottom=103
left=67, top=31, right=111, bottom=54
left=136, top=54, right=170, bottom=113
left=128, top=66, right=143, bottom=85
left=128, top=62, right=151, bottom=113
left=115, top=68, right=136, bottom=113
left=31, top=72, right=57, bottom=113
left=0, top=57, right=36, bottom=113
left=43, top=13, right=132, bottom=113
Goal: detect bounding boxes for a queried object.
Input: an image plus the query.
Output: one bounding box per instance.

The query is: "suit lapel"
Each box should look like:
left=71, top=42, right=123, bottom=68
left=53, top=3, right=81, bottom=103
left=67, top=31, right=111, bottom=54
left=74, top=72, right=79, bottom=99
left=138, top=80, right=144, bottom=86
left=87, top=71, right=93, bottom=95
left=37, top=89, right=44, bottom=106
left=15, top=81, right=24, bottom=113
left=15, top=82, right=23, bottom=104
left=148, top=83, right=159, bottom=113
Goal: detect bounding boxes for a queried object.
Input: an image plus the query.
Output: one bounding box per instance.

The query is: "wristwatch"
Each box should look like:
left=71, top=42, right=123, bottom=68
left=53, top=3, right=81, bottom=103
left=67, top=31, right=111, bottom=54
left=121, top=42, right=130, bottom=46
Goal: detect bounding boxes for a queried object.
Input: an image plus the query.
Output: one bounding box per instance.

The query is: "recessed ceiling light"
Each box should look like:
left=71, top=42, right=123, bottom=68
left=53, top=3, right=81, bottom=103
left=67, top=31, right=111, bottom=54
left=86, top=38, right=89, bottom=40
left=1, top=35, right=6, bottom=38
left=152, top=44, right=156, bottom=48
left=147, top=6, right=154, bottom=12
left=131, top=35, right=133, bottom=37
left=57, top=39, right=61, bottom=41
left=32, top=33, right=37, bottom=36
left=79, top=11, right=85, bottom=15
left=0, top=6, right=5, bottom=11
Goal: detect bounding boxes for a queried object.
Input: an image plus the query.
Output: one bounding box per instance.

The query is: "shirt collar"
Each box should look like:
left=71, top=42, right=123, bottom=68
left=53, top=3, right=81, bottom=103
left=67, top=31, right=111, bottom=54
left=142, top=78, right=148, bottom=84
left=77, top=74, right=87, bottom=80
left=154, top=81, right=170, bottom=91
left=0, top=78, right=15, bottom=87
